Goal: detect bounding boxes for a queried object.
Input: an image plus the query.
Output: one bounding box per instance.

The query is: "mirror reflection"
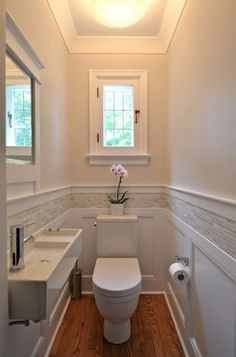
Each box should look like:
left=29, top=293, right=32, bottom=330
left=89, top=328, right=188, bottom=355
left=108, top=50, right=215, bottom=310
left=6, top=54, right=34, bottom=164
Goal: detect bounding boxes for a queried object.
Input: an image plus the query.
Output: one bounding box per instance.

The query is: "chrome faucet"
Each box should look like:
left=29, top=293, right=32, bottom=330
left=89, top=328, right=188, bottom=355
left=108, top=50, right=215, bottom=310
left=9, top=225, right=35, bottom=273
left=9, top=225, right=25, bottom=272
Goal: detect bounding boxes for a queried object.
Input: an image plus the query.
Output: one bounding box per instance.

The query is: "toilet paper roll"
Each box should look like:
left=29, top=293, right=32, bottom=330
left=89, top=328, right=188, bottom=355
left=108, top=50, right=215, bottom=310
left=169, top=262, right=190, bottom=286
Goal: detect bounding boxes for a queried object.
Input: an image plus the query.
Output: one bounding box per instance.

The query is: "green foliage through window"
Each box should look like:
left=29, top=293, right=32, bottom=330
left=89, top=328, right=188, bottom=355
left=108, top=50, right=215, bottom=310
left=103, top=85, right=134, bottom=147
left=13, top=89, right=32, bottom=146
left=6, top=85, right=32, bottom=147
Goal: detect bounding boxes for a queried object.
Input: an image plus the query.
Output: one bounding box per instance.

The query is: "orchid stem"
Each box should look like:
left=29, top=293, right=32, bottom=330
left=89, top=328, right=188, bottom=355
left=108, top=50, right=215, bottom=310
left=117, top=177, right=122, bottom=202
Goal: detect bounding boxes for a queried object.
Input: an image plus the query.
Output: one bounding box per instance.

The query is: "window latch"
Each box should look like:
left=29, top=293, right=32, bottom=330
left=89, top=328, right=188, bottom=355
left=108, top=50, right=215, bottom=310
left=135, top=110, right=140, bottom=124
left=97, top=133, right=99, bottom=143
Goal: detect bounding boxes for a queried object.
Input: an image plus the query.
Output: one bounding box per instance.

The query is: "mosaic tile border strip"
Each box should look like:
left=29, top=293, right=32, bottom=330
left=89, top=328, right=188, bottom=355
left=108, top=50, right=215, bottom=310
left=71, top=192, right=167, bottom=208
left=7, top=194, right=72, bottom=249
left=167, top=195, right=236, bottom=260
left=7, top=190, right=236, bottom=259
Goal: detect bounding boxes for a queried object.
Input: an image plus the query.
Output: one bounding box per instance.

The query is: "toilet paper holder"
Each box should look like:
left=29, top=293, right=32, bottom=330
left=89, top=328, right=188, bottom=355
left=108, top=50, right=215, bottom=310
left=175, top=255, right=189, bottom=267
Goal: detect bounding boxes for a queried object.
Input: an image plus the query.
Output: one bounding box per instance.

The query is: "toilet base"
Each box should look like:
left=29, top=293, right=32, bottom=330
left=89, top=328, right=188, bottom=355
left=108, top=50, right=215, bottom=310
left=104, top=319, right=131, bottom=344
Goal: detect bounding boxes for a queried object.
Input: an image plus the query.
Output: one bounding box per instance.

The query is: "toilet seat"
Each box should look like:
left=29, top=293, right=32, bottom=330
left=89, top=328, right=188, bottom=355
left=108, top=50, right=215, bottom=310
left=93, top=257, right=142, bottom=298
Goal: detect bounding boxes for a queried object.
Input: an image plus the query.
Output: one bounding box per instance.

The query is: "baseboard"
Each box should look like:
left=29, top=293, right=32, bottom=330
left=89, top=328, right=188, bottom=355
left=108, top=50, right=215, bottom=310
left=82, top=275, right=165, bottom=293
left=44, top=295, right=71, bottom=357
left=30, top=336, right=44, bottom=357
left=164, top=292, right=190, bottom=357
left=167, top=282, right=185, bottom=326
left=190, top=338, right=203, bottom=357
left=140, top=291, right=165, bottom=294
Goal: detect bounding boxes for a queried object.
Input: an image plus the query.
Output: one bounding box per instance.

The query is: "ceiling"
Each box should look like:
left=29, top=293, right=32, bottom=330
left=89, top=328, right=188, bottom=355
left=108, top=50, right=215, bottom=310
left=66, top=0, right=167, bottom=37
left=48, top=0, right=187, bottom=54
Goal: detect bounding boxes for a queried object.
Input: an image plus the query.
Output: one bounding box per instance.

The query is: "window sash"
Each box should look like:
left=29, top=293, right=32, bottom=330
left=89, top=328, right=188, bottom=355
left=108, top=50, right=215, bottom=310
left=97, top=79, right=139, bottom=154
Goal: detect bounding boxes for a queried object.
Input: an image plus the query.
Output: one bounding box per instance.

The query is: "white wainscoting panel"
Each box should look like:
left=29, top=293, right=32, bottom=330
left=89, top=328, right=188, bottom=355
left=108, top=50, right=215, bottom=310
left=136, top=208, right=166, bottom=292
left=191, top=245, right=236, bottom=357
left=50, top=208, right=166, bottom=293
left=165, top=210, right=236, bottom=357
left=6, top=185, right=236, bottom=357
left=165, top=212, right=191, bottom=330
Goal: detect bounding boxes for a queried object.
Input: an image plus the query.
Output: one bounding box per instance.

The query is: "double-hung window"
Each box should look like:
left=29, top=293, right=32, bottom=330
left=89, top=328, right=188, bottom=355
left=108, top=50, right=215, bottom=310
left=88, top=70, right=149, bottom=165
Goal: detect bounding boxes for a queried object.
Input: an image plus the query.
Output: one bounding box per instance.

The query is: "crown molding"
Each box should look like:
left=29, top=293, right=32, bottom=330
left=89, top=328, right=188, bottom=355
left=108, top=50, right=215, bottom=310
left=47, top=0, right=187, bottom=54
left=159, top=0, right=187, bottom=52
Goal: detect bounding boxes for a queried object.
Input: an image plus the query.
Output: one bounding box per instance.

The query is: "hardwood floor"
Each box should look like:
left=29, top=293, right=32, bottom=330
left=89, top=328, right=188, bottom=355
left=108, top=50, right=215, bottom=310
left=50, top=294, right=184, bottom=357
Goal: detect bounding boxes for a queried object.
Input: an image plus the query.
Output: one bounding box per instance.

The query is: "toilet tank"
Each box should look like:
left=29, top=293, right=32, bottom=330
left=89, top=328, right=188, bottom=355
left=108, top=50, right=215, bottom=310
left=96, top=215, right=138, bottom=257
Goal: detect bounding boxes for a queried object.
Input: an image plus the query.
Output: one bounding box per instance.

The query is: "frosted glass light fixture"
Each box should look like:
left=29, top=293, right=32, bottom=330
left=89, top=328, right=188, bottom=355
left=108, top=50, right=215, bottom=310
left=86, top=0, right=150, bottom=28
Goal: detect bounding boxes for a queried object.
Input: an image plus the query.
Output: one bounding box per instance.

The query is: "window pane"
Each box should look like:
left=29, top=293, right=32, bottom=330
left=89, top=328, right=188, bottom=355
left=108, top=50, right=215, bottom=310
left=114, top=111, right=123, bottom=129
left=123, top=130, right=133, bottom=146
left=104, top=130, right=114, bottom=146
left=103, top=84, right=134, bottom=147
left=114, top=92, right=123, bottom=110
left=114, top=130, right=123, bottom=146
left=104, top=111, right=114, bottom=129
left=124, top=111, right=133, bottom=129
left=124, top=91, right=133, bottom=110
left=105, top=91, right=113, bottom=110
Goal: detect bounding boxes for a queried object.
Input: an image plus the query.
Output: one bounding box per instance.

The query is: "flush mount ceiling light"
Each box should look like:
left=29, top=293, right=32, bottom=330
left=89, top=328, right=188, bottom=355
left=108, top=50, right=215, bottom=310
left=85, top=0, right=150, bottom=28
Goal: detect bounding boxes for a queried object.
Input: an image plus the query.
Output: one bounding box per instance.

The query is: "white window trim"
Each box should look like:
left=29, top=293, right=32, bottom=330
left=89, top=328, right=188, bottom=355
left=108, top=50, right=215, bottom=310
left=88, top=69, right=150, bottom=165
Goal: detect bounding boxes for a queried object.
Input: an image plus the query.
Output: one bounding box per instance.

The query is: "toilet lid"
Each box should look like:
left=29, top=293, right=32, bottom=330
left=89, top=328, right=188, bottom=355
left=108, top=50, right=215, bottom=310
left=93, top=257, right=142, bottom=297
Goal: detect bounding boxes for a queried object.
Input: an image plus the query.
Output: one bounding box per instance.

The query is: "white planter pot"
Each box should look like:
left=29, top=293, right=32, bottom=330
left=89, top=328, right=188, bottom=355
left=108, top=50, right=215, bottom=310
left=110, top=203, right=124, bottom=216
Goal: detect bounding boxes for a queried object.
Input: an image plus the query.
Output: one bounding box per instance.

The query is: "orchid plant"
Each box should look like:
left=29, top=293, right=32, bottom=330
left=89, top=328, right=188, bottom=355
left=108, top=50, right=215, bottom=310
left=106, top=164, right=129, bottom=204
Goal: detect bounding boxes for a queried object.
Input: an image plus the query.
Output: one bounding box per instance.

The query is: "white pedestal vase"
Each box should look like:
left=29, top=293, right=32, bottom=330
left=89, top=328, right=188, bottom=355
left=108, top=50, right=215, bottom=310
left=110, top=204, right=124, bottom=216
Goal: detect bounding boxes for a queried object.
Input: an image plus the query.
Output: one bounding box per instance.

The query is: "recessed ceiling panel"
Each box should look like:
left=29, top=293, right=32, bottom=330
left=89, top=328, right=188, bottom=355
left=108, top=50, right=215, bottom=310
left=67, top=0, right=168, bottom=37
left=47, top=0, right=187, bottom=53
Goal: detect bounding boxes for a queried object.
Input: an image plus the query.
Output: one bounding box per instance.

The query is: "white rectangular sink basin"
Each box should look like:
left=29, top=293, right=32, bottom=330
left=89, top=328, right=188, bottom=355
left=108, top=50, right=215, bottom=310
left=8, top=228, right=83, bottom=320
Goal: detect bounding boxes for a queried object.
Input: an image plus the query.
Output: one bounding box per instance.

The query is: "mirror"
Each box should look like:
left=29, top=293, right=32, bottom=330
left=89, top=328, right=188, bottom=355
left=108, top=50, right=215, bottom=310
left=5, top=54, right=34, bottom=165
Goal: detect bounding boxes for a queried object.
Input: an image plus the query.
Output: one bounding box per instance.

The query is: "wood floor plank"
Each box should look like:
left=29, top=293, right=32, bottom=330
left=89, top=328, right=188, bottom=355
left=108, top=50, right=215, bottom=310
left=49, top=294, right=184, bottom=357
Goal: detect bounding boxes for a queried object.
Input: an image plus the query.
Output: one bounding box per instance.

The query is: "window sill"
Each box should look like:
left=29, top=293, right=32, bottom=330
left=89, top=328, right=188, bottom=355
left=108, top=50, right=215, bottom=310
left=87, top=154, right=151, bottom=166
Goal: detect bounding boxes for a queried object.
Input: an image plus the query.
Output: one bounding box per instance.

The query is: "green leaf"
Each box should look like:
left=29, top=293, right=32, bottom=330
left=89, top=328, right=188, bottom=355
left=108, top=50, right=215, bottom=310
left=118, top=197, right=129, bottom=204
left=119, top=191, right=128, bottom=201
left=106, top=193, right=118, bottom=204
left=106, top=191, right=129, bottom=204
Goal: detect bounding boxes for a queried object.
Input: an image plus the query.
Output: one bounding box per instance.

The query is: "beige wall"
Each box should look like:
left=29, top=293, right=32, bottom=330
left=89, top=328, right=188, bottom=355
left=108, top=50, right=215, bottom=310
left=68, top=54, right=168, bottom=186
left=6, top=0, right=72, bottom=190
left=6, top=0, right=236, bottom=199
left=167, top=0, right=236, bottom=199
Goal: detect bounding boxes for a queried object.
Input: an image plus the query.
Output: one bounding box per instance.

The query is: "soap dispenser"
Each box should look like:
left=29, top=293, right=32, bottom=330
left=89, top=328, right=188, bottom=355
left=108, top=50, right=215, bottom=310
left=9, top=224, right=25, bottom=272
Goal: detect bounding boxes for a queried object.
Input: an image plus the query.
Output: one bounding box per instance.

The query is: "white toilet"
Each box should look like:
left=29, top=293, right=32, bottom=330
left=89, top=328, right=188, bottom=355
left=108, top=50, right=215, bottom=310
left=92, top=215, right=142, bottom=344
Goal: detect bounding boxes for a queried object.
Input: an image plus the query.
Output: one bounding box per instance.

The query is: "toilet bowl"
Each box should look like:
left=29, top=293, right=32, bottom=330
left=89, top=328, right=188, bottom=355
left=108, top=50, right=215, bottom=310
left=93, top=257, right=142, bottom=344
left=92, top=214, right=141, bottom=343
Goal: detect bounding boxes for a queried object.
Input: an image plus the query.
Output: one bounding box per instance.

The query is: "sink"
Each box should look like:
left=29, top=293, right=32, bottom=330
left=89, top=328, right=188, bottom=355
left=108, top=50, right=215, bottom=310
left=8, top=229, right=83, bottom=320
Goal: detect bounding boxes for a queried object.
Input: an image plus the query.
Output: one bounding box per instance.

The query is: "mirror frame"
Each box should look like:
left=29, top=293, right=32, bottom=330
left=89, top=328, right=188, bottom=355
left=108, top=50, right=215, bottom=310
left=6, top=11, right=44, bottom=198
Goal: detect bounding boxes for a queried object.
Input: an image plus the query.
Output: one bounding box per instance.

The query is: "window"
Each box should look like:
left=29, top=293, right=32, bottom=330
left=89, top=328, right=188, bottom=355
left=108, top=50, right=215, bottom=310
left=89, top=70, right=150, bottom=165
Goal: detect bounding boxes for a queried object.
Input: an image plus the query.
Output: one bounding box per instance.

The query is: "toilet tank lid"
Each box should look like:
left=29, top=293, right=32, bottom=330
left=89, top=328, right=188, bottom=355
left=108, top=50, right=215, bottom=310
left=96, top=215, right=138, bottom=223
